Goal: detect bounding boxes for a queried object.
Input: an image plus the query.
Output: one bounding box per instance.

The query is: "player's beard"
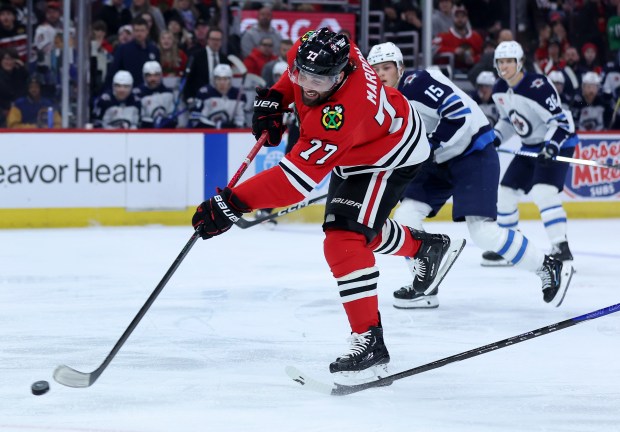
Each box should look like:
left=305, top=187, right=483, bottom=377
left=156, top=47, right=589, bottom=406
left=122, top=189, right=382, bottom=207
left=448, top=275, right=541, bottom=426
left=301, top=88, right=331, bottom=107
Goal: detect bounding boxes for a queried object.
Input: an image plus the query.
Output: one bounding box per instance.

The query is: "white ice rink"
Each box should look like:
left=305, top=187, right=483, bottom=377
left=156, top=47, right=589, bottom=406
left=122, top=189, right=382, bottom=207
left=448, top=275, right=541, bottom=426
left=1, top=218, right=620, bottom=432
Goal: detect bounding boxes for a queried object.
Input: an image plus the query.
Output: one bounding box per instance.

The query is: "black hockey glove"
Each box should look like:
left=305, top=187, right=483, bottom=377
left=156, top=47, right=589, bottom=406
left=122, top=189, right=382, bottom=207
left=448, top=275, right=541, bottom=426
left=492, top=136, right=502, bottom=148
left=252, top=87, right=286, bottom=147
left=538, top=140, right=560, bottom=165
left=191, top=187, right=251, bottom=239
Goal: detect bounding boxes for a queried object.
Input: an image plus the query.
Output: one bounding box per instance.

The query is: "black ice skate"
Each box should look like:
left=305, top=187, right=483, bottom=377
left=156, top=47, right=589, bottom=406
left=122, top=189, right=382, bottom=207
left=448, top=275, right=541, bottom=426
left=393, top=286, right=439, bottom=309
left=551, top=241, right=573, bottom=262
left=405, top=230, right=466, bottom=296
left=536, top=255, right=575, bottom=307
left=480, top=251, right=513, bottom=267
left=329, top=326, right=390, bottom=385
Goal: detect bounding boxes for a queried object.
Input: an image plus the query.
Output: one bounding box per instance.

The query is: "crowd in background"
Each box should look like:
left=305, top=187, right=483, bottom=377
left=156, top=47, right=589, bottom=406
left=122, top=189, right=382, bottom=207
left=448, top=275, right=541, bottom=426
left=0, top=0, right=620, bottom=130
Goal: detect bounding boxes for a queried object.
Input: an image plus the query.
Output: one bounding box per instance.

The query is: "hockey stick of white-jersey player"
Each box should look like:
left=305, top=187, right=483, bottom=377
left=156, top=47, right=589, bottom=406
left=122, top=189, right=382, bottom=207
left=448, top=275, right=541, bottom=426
left=53, top=132, right=268, bottom=389
left=497, top=148, right=620, bottom=170
left=286, top=302, right=620, bottom=396
left=235, top=194, right=328, bottom=229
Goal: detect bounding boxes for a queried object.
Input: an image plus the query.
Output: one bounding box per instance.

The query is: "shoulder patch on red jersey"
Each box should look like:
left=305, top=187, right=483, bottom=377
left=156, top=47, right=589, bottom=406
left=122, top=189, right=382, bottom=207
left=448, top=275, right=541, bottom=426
left=321, top=104, right=344, bottom=130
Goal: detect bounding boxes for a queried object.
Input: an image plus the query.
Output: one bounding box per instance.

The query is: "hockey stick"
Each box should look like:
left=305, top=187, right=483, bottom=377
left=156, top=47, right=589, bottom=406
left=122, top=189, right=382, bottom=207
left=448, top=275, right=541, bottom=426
left=53, top=132, right=267, bottom=388
left=497, top=147, right=620, bottom=170
left=286, top=302, right=620, bottom=396
left=235, top=194, right=328, bottom=229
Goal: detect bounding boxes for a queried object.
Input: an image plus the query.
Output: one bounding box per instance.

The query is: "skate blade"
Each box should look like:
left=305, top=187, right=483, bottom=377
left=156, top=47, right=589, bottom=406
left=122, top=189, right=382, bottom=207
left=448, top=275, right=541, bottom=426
left=480, top=259, right=514, bottom=267
left=393, top=295, right=439, bottom=309
left=332, top=363, right=390, bottom=386
left=423, top=238, right=466, bottom=295
left=551, top=262, right=575, bottom=307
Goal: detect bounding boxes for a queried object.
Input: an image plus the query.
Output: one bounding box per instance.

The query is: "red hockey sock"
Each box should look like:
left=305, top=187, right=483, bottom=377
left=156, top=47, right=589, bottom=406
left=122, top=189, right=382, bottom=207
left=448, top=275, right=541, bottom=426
left=368, top=220, right=422, bottom=257
left=324, top=229, right=379, bottom=333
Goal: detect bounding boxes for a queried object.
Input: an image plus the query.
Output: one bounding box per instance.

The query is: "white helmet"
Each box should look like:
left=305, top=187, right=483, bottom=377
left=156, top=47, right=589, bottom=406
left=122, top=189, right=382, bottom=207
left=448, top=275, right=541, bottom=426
left=142, top=61, right=162, bottom=76
left=582, top=71, right=601, bottom=85
left=113, top=70, right=133, bottom=86
left=476, top=71, right=496, bottom=86
left=494, top=41, right=524, bottom=74
left=273, top=61, right=287, bottom=77
left=548, top=70, right=565, bottom=84
left=367, top=42, right=404, bottom=69
left=213, top=64, right=233, bottom=78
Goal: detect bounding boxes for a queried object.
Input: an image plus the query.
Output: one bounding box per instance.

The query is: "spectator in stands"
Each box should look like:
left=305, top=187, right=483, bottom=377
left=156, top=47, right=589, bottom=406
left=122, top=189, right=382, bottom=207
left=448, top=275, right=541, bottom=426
left=0, top=47, right=27, bottom=127
left=240, top=6, right=281, bottom=59
left=130, top=0, right=166, bottom=34
left=187, top=18, right=209, bottom=55
left=107, top=17, right=160, bottom=89
left=0, top=4, right=27, bottom=62
left=95, top=0, right=132, bottom=42
left=399, top=3, right=423, bottom=34
left=92, top=70, right=140, bottom=129
left=548, top=70, right=571, bottom=109
left=580, top=42, right=603, bottom=75
left=34, top=1, right=64, bottom=74
left=433, top=4, right=483, bottom=72
left=562, top=46, right=584, bottom=99
left=164, top=0, right=201, bottom=33
left=117, top=24, right=133, bottom=46
left=607, top=1, right=620, bottom=61
left=471, top=70, right=499, bottom=124
left=550, top=15, right=570, bottom=53
left=243, top=35, right=277, bottom=76
left=467, top=28, right=514, bottom=86
left=140, top=11, right=160, bottom=45
left=166, top=15, right=193, bottom=51
left=534, top=22, right=552, bottom=63
left=133, top=60, right=176, bottom=128
left=6, top=0, right=34, bottom=29
left=571, top=71, right=610, bottom=131
left=90, top=20, right=114, bottom=97
left=185, top=27, right=229, bottom=99
left=381, top=2, right=405, bottom=34
left=158, top=29, right=188, bottom=92
left=262, top=38, right=292, bottom=86
left=432, top=0, right=453, bottom=37
left=536, top=37, right=565, bottom=75
left=188, top=64, right=245, bottom=129
left=6, top=74, right=61, bottom=128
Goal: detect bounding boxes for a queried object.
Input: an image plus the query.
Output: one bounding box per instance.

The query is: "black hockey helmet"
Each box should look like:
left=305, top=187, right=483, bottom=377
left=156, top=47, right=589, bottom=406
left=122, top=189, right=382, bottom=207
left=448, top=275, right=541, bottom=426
left=295, top=28, right=350, bottom=77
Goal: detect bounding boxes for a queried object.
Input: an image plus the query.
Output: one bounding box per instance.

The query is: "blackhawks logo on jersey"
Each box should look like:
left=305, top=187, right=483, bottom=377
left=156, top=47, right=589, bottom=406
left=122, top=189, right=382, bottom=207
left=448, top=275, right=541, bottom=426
left=321, top=104, right=344, bottom=130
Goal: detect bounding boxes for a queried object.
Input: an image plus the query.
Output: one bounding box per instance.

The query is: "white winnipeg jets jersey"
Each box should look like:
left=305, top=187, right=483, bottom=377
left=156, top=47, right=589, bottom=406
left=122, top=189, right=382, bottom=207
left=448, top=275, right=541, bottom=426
left=399, top=69, right=495, bottom=163
left=492, top=72, right=577, bottom=149
left=133, top=84, right=175, bottom=127
left=189, top=85, right=246, bottom=128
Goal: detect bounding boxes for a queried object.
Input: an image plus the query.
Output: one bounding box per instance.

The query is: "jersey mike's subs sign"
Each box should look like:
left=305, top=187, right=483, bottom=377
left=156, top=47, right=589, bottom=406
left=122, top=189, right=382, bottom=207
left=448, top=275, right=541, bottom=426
left=239, top=11, right=356, bottom=42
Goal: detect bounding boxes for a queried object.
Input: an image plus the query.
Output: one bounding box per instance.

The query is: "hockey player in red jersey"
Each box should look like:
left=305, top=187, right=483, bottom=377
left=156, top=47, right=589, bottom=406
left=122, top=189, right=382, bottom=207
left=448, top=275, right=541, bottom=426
left=191, top=28, right=465, bottom=384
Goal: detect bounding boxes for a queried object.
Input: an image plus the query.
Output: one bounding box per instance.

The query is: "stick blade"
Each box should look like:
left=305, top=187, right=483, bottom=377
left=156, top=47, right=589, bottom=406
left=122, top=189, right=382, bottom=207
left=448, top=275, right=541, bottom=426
left=53, top=365, right=95, bottom=388
left=284, top=365, right=335, bottom=395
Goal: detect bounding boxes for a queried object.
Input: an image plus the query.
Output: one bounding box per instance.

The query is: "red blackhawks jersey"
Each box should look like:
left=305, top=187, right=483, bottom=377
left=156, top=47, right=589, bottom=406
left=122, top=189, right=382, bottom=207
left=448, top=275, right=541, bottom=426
left=233, top=37, right=429, bottom=210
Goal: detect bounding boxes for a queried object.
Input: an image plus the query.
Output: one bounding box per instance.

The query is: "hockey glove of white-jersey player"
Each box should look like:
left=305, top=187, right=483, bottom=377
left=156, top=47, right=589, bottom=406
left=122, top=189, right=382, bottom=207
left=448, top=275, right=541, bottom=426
left=252, top=87, right=286, bottom=147
left=192, top=187, right=251, bottom=239
left=538, top=140, right=560, bottom=164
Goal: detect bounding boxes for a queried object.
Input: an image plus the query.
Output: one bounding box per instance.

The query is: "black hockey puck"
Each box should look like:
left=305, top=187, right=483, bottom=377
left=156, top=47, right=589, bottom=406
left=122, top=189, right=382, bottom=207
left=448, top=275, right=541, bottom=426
left=31, top=380, right=50, bottom=396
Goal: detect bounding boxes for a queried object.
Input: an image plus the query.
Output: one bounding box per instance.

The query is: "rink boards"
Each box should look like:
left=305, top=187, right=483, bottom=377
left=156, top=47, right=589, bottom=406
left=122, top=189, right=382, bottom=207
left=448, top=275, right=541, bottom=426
left=0, top=130, right=618, bottom=228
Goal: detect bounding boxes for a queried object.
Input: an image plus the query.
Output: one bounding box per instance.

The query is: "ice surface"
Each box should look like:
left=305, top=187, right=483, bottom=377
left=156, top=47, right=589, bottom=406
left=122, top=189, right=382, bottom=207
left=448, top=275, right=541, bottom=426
left=1, top=219, right=619, bottom=432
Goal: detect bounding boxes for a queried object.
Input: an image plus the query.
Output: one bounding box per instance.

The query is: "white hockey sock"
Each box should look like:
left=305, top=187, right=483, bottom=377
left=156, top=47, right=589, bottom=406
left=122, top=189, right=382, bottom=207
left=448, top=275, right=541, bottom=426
left=467, top=216, right=544, bottom=271
left=497, top=186, right=522, bottom=230
left=530, top=184, right=568, bottom=245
